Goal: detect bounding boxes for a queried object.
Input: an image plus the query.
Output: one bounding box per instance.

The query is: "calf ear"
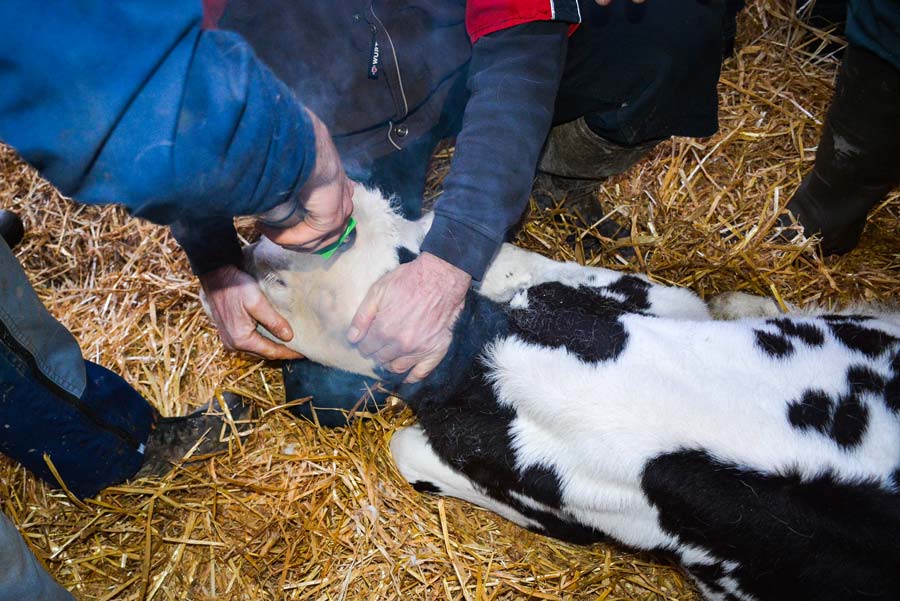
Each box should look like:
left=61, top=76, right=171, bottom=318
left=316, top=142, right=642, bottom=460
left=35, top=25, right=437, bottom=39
left=397, top=247, right=419, bottom=265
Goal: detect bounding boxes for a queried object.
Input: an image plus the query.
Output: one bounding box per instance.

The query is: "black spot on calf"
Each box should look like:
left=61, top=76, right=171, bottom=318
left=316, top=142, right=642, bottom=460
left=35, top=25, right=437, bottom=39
left=642, top=449, right=900, bottom=601
left=822, top=314, right=873, bottom=323
left=397, top=247, right=418, bottom=265
left=687, top=562, right=728, bottom=594
left=518, top=464, right=564, bottom=509
left=768, top=318, right=825, bottom=347
left=846, top=365, right=886, bottom=395
left=788, top=364, right=877, bottom=448
left=412, top=480, right=442, bottom=494
left=508, top=283, right=632, bottom=364
left=828, top=322, right=899, bottom=359
left=606, top=276, right=652, bottom=312
left=830, top=394, right=869, bottom=449
left=885, top=373, right=900, bottom=414
left=788, top=390, right=833, bottom=434
left=755, top=330, right=794, bottom=358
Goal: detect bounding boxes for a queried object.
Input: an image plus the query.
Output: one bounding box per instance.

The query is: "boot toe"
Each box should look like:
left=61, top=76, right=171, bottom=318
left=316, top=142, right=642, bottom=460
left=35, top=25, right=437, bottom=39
left=134, top=392, right=250, bottom=479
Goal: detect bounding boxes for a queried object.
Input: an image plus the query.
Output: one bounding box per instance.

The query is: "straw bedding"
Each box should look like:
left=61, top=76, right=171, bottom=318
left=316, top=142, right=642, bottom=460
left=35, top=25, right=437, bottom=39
left=1, top=2, right=897, bottom=599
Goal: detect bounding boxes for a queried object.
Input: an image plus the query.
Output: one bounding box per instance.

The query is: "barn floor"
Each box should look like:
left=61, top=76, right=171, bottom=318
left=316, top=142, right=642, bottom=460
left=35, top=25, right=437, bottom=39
left=1, top=3, right=898, bottom=600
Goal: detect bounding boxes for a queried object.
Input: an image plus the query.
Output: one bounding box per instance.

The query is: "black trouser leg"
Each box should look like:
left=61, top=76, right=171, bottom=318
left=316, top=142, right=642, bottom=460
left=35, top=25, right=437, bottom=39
left=0, top=210, right=23, bottom=249
left=786, top=45, right=900, bottom=255
left=554, top=0, right=725, bottom=146
left=540, top=0, right=726, bottom=180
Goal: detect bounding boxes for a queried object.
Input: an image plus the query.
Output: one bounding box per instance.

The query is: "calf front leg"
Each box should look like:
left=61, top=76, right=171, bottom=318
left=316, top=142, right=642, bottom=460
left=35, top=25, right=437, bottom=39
left=481, top=244, right=710, bottom=321
left=389, top=425, right=546, bottom=531
left=707, top=291, right=784, bottom=320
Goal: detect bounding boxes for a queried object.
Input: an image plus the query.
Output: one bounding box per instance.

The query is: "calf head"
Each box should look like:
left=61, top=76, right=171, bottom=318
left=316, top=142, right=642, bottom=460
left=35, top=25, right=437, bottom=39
left=241, top=185, right=419, bottom=377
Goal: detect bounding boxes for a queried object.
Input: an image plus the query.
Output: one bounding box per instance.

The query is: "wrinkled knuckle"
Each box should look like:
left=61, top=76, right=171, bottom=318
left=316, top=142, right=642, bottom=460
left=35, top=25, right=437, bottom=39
left=246, top=296, right=266, bottom=312
left=233, top=333, right=254, bottom=348
left=398, top=336, right=418, bottom=354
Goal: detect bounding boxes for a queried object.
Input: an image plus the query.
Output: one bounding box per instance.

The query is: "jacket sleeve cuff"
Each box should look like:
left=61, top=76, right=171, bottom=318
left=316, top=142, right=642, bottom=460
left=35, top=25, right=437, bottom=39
left=170, top=218, right=244, bottom=276
left=420, top=214, right=502, bottom=282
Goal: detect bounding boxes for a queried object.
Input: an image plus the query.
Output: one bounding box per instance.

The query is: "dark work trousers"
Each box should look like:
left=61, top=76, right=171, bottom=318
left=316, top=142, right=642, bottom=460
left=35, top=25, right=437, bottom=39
left=0, top=238, right=156, bottom=499
left=284, top=0, right=733, bottom=426
left=358, top=0, right=730, bottom=208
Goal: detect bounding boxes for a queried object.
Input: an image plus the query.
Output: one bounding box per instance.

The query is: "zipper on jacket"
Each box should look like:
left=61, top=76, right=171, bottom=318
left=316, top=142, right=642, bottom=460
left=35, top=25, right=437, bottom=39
left=369, top=2, right=409, bottom=119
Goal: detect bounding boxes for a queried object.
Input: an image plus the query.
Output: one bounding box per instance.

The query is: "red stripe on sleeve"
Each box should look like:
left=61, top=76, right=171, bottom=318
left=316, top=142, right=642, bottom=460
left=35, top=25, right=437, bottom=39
left=202, top=0, right=227, bottom=30
left=466, top=0, right=554, bottom=43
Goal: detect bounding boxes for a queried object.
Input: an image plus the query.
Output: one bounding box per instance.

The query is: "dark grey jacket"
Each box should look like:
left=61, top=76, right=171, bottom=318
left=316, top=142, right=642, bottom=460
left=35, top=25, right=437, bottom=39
left=220, top=0, right=471, bottom=165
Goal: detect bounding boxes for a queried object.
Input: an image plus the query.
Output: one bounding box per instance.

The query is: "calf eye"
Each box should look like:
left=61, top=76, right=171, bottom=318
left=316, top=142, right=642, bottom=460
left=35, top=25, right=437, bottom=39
left=263, top=273, right=288, bottom=288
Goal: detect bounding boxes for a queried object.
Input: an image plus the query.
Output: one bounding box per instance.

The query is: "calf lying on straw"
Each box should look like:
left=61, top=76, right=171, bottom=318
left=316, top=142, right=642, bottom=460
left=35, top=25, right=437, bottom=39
left=242, top=186, right=900, bottom=601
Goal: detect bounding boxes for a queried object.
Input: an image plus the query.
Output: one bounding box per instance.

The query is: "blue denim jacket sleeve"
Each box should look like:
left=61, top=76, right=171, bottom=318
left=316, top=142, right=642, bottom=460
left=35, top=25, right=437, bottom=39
left=420, top=21, right=568, bottom=281
left=0, top=0, right=316, bottom=228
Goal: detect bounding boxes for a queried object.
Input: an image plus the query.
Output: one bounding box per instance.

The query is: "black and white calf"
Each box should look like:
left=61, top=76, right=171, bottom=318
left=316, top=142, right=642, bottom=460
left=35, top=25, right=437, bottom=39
left=243, top=186, right=900, bottom=601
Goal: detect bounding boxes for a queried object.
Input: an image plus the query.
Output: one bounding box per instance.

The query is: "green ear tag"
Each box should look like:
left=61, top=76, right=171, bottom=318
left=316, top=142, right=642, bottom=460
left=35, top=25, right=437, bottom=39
left=314, top=217, right=357, bottom=259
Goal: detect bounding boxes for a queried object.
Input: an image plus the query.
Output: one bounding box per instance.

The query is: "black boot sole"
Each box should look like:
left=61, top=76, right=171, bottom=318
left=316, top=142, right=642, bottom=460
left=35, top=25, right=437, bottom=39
left=0, top=210, right=24, bottom=249
left=134, top=392, right=250, bottom=479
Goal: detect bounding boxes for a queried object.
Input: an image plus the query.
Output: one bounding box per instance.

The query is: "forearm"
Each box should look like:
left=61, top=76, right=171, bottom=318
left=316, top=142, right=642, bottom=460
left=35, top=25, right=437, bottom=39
left=0, top=0, right=315, bottom=225
left=420, top=21, right=569, bottom=281
left=170, top=218, right=243, bottom=276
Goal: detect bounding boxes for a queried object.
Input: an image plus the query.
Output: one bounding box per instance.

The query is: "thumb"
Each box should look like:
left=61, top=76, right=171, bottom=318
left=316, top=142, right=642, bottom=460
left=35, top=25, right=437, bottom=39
left=347, top=284, right=383, bottom=343
left=405, top=353, right=444, bottom=384
left=248, top=295, right=294, bottom=342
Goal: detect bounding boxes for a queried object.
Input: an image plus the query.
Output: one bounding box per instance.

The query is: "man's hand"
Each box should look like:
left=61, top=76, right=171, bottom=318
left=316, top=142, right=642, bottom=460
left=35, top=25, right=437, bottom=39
left=257, top=110, right=354, bottom=252
left=347, top=253, right=471, bottom=383
left=200, top=264, right=303, bottom=360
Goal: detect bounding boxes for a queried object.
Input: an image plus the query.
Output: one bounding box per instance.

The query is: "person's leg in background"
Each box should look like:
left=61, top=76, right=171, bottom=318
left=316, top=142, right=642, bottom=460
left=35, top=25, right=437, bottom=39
left=0, top=213, right=245, bottom=499
left=784, top=0, right=900, bottom=254
left=538, top=0, right=731, bottom=224
left=0, top=511, right=73, bottom=601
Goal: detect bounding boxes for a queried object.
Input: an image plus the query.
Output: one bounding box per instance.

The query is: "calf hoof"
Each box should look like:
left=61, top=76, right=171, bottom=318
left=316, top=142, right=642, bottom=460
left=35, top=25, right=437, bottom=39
left=708, top=291, right=784, bottom=320
left=134, top=392, right=249, bottom=478
left=0, top=210, right=24, bottom=249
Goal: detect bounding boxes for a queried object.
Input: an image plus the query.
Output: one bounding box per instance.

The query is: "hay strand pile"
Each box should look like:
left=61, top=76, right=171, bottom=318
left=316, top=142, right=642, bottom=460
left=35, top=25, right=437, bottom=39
left=1, top=3, right=897, bottom=600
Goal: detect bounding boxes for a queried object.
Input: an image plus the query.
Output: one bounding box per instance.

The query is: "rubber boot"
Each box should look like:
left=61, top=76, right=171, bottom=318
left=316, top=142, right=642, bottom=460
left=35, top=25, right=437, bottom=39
left=0, top=210, right=24, bottom=249
left=784, top=45, right=900, bottom=255
left=535, top=118, right=656, bottom=252
left=538, top=116, right=661, bottom=181
left=134, top=392, right=249, bottom=478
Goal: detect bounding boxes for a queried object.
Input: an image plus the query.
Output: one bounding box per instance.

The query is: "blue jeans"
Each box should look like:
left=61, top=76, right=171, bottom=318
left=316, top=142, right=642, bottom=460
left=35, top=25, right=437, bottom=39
left=0, top=511, right=73, bottom=601
left=0, top=238, right=156, bottom=499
